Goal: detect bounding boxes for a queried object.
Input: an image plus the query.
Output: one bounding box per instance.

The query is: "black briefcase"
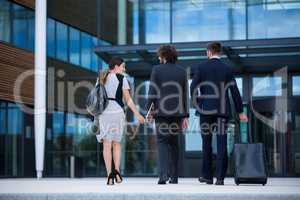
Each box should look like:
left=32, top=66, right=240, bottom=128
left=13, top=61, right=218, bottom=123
left=234, top=142, right=268, bottom=186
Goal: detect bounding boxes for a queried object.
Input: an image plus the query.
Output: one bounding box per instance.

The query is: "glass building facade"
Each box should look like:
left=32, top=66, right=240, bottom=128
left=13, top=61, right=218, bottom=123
left=0, top=0, right=300, bottom=178
left=114, top=0, right=300, bottom=45
left=0, top=0, right=108, bottom=72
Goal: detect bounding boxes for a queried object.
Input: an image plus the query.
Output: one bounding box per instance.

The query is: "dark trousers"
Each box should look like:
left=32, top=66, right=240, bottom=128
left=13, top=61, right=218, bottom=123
left=200, top=115, right=228, bottom=180
left=155, top=117, right=183, bottom=180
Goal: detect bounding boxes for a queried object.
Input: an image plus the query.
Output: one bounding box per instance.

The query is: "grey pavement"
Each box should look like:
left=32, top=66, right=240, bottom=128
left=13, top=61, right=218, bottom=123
left=0, top=178, right=299, bottom=200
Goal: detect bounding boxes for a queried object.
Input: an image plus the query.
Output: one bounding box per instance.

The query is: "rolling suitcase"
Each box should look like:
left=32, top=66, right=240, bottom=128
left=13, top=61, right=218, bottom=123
left=233, top=122, right=268, bottom=186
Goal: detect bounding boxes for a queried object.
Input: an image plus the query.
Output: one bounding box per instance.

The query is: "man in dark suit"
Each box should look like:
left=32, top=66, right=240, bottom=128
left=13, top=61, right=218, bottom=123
left=146, top=45, right=189, bottom=184
left=190, top=42, right=248, bottom=185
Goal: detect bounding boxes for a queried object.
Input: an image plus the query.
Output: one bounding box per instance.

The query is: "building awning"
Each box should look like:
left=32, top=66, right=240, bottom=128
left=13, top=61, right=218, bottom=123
left=95, top=38, right=300, bottom=77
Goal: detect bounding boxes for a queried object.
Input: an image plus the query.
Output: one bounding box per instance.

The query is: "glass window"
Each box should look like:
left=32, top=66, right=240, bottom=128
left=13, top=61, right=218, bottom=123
left=185, top=80, right=202, bottom=151
left=69, top=27, right=80, bottom=65
left=7, top=103, right=22, bottom=135
left=0, top=0, right=11, bottom=42
left=47, top=18, right=55, bottom=57
left=66, top=113, right=77, bottom=135
left=81, top=32, right=92, bottom=69
left=293, top=76, right=300, bottom=96
left=172, top=0, right=246, bottom=42
left=98, top=39, right=110, bottom=70
left=77, top=116, right=89, bottom=136
left=252, top=76, right=282, bottom=97
left=144, top=0, right=170, bottom=43
left=53, top=112, right=65, bottom=135
left=12, top=4, right=28, bottom=49
left=56, top=21, right=68, bottom=62
left=235, top=77, right=243, bottom=96
left=0, top=102, right=6, bottom=134
left=248, top=0, right=300, bottom=39
left=27, top=10, right=35, bottom=50
left=185, top=108, right=202, bottom=151
left=132, top=0, right=139, bottom=44
left=91, top=36, right=99, bottom=72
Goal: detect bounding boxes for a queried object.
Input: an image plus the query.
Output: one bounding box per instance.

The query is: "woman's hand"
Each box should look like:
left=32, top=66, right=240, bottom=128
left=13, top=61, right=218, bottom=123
left=136, top=113, right=145, bottom=124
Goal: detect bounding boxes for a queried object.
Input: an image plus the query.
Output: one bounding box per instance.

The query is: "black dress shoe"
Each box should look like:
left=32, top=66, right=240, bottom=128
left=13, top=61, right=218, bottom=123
left=215, top=180, right=224, bottom=185
left=198, top=177, right=213, bottom=185
left=169, top=178, right=178, bottom=184
left=157, top=179, right=167, bottom=185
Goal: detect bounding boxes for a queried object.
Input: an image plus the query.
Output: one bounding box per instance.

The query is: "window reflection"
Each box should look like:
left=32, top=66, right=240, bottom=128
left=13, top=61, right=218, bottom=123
left=7, top=103, right=23, bottom=135
left=69, top=27, right=80, bottom=66
left=56, top=21, right=68, bottom=62
left=0, top=101, right=24, bottom=177
left=185, top=80, right=202, bottom=151
left=81, top=32, right=92, bottom=69
left=293, top=76, right=300, bottom=96
left=91, top=37, right=99, bottom=71
left=172, top=0, right=246, bottom=42
left=0, top=102, right=6, bottom=134
left=0, top=0, right=11, bottom=42
left=252, top=76, right=282, bottom=97
left=185, top=108, right=202, bottom=151
left=144, top=0, right=170, bottom=43
left=53, top=112, right=64, bottom=135
left=12, top=4, right=27, bottom=49
left=248, top=0, right=300, bottom=39
left=66, top=113, right=77, bottom=135
left=236, top=77, right=243, bottom=96
left=47, top=18, right=55, bottom=57
left=27, top=11, right=35, bottom=50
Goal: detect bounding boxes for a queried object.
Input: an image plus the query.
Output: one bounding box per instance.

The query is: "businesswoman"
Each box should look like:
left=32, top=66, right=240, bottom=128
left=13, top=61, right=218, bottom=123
left=98, top=57, right=145, bottom=185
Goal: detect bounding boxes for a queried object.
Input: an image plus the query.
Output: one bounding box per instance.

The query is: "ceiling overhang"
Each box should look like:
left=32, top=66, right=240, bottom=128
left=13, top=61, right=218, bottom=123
left=95, top=38, right=300, bottom=78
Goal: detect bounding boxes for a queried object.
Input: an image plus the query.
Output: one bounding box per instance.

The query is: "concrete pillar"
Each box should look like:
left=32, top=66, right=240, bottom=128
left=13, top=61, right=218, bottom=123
left=34, top=0, right=47, bottom=179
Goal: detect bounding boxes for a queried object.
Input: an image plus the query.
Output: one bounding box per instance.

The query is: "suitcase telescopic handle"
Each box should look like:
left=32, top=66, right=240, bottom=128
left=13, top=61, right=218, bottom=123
left=228, top=89, right=252, bottom=144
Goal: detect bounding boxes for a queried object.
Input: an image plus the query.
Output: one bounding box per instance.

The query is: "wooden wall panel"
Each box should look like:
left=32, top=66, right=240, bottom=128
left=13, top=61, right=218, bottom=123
left=11, top=0, right=35, bottom=9
left=0, top=41, right=97, bottom=113
left=0, top=41, right=34, bottom=105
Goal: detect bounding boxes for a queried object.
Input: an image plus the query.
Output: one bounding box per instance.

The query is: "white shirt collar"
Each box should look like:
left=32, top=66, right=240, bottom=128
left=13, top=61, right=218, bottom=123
left=210, top=55, right=221, bottom=60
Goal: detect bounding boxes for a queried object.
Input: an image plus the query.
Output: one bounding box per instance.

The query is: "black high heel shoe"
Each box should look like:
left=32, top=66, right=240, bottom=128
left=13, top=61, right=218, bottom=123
left=114, top=169, right=123, bottom=183
left=107, top=172, right=115, bottom=185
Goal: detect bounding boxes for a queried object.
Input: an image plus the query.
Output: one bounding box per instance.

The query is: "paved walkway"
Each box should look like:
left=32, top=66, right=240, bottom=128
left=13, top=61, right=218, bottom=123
left=0, top=178, right=299, bottom=200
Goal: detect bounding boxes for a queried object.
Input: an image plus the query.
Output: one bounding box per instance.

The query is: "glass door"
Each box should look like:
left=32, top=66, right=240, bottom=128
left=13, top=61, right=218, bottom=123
left=251, top=111, right=284, bottom=176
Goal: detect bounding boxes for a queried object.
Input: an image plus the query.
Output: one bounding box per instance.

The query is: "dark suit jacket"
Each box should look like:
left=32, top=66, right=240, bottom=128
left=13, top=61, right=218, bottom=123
left=190, top=58, right=243, bottom=118
left=146, top=63, right=189, bottom=118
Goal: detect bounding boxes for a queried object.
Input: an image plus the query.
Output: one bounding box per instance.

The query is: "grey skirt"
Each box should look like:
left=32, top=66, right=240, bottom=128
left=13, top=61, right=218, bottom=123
left=96, top=101, right=126, bottom=143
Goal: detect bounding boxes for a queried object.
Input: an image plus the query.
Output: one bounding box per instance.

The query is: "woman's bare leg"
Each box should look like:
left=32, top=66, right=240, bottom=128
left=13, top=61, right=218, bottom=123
left=112, top=141, right=121, bottom=171
left=103, top=140, right=112, bottom=176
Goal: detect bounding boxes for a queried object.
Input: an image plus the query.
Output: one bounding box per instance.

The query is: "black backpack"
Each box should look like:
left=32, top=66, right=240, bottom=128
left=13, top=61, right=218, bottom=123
left=86, top=80, right=109, bottom=116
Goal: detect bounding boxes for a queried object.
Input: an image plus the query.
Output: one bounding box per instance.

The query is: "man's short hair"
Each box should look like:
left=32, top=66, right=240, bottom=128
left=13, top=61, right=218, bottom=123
left=157, top=45, right=178, bottom=64
left=207, top=42, right=222, bottom=54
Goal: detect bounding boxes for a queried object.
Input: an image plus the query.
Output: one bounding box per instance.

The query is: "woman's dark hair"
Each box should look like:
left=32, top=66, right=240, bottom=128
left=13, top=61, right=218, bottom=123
left=108, top=57, right=124, bottom=70
left=207, top=42, right=222, bottom=54
left=99, top=57, right=124, bottom=84
left=157, top=45, right=178, bottom=64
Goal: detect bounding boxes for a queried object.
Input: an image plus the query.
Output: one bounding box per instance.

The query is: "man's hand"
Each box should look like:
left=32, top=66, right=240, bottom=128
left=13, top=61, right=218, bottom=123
left=182, top=118, right=189, bottom=130
left=146, top=113, right=153, bottom=124
left=239, top=113, right=248, bottom=122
